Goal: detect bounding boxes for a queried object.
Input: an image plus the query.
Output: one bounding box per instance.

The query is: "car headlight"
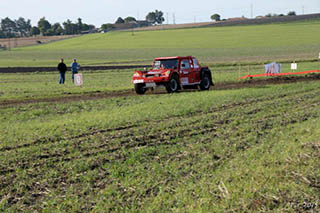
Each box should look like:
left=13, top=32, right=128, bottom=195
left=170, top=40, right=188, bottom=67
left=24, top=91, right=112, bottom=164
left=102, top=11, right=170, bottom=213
left=133, top=72, right=141, bottom=77
left=163, top=70, right=171, bottom=77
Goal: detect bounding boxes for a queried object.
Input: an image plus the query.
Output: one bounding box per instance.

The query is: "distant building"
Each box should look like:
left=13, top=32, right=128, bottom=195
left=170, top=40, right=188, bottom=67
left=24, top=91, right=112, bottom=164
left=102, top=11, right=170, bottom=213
left=136, top=20, right=152, bottom=27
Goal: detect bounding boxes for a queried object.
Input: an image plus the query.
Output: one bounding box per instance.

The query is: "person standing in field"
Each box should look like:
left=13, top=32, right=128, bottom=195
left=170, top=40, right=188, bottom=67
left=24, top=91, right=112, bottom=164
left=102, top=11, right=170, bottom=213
left=71, top=58, right=80, bottom=83
left=57, top=58, right=67, bottom=84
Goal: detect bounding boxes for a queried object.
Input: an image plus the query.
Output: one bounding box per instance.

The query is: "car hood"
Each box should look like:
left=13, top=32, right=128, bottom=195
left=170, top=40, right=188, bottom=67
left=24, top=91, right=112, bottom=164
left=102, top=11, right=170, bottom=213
left=146, top=69, right=173, bottom=74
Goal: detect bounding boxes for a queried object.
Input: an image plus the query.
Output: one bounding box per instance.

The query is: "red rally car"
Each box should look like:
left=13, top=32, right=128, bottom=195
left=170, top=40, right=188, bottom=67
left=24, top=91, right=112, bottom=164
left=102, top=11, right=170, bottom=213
left=132, top=56, right=214, bottom=94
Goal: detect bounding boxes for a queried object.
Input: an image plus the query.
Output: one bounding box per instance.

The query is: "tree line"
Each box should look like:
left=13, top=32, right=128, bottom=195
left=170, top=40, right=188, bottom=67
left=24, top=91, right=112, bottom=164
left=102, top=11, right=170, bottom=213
left=210, top=11, right=297, bottom=21
left=0, top=17, right=95, bottom=38
left=101, top=10, right=165, bottom=31
left=0, top=10, right=166, bottom=38
left=3, top=10, right=296, bottom=38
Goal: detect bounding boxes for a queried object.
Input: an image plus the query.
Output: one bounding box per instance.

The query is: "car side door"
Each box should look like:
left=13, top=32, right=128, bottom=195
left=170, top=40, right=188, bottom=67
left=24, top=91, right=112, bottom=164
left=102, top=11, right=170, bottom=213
left=192, top=57, right=201, bottom=83
left=179, top=59, right=194, bottom=85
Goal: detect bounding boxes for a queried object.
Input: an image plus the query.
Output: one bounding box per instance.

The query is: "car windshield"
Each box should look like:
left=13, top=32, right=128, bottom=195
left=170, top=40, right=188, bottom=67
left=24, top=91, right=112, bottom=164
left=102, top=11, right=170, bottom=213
left=153, top=59, right=178, bottom=70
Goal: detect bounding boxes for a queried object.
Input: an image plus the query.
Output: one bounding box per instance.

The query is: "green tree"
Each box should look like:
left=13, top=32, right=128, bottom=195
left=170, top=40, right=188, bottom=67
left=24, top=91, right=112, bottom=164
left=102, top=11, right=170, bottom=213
left=15, top=17, right=31, bottom=36
left=1, top=17, right=17, bottom=37
left=265, top=13, right=278, bottom=17
left=124, top=17, right=136, bottom=23
left=101, top=23, right=115, bottom=31
left=63, top=19, right=78, bottom=35
left=146, top=10, right=165, bottom=24
left=0, top=30, right=5, bottom=38
left=81, top=24, right=95, bottom=31
left=77, top=18, right=83, bottom=31
left=38, top=17, right=51, bottom=35
left=287, top=11, right=296, bottom=16
left=115, top=17, right=125, bottom=24
left=210, top=14, right=221, bottom=21
left=30, top=26, right=40, bottom=36
left=51, top=23, right=64, bottom=35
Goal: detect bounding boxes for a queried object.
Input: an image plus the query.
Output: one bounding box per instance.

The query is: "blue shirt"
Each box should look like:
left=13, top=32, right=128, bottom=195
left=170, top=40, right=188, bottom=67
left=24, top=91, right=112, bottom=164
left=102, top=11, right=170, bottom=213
left=71, top=62, right=80, bottom=72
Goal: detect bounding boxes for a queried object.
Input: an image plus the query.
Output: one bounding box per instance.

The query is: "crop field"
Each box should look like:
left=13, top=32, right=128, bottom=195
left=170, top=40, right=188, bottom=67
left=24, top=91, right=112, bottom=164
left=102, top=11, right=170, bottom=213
left=1, top=19, right=320, bottom=211
left=1, top=63, right=320, bottom=211
left=1, top=73, right=320, bottom=211
left=0, top=20, right=320, bottom=67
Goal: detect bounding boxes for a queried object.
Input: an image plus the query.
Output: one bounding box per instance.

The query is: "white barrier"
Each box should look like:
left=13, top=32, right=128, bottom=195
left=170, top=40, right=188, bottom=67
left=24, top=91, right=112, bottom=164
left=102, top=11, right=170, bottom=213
left=74, top=73, right=83, bottom=86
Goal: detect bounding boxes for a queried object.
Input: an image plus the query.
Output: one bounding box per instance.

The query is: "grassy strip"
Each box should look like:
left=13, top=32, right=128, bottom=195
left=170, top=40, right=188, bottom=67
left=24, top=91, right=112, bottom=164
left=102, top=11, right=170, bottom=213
left=0, top=61, right=319, bottom=102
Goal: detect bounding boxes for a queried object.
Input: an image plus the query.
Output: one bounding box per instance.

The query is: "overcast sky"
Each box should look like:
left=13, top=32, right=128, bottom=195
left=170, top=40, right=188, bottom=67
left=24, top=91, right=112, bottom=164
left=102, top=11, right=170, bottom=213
left=1, top=0, right=320, bottom=26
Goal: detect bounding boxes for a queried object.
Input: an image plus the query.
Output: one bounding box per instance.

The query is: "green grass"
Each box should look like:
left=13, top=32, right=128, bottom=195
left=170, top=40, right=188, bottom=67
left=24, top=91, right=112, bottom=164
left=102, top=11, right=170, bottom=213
left=0, top=69, right=133, bottom=101
left=1, top=19, right=320, bottom=211
left=0, top=20, right=320, bottom=67
left=0, top=61, right=318, bottom=102
left=0, top=80, right=320, bottom=211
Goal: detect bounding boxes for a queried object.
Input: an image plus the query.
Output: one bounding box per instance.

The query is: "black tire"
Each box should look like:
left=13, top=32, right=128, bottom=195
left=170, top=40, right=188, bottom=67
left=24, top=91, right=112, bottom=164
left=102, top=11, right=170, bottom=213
left=134, top=83, right=146, bottom=95
left=200, top=74, right=211, bottom=90
left=165, top=75, right=179, bottom=93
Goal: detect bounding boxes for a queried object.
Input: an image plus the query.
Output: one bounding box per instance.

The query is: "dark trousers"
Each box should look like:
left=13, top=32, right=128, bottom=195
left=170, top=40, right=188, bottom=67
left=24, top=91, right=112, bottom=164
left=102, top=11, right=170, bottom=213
left=72, top=71, right=78, bottom=83
left=59, top=72, right=66, bottom=84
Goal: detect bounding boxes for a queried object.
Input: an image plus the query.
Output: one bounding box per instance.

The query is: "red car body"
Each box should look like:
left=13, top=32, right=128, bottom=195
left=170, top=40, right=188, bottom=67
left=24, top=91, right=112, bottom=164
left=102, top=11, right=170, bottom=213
left=132, top=56, right=213, bottom=94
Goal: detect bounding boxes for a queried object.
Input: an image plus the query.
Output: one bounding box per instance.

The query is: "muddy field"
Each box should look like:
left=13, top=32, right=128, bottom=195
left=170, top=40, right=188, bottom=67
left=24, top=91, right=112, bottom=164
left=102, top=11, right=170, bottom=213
left=1, top=78, right=319, bottom=211
left=1, top=74, right=320, bottom=107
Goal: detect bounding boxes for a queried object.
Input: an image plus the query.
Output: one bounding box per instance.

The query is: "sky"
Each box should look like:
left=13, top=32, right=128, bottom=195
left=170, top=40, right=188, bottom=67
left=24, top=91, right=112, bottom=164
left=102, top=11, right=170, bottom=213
left=1, top=0, right=320, bottom=27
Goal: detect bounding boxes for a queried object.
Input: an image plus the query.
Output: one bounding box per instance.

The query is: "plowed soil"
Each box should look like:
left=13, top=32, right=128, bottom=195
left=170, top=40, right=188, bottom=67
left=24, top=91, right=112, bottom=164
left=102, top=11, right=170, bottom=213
left=1, top=74, right=320, bottom=107
left=0, top=35, right=77, bottom=49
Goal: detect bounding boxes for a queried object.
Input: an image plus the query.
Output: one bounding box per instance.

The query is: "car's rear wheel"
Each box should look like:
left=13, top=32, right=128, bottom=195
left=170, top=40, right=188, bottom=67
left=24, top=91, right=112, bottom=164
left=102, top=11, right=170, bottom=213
left=200, top=74, right=211, bottom=90
left=134, top=83, right=146, bottom=94
left=165, top=76, right=179, bottom=93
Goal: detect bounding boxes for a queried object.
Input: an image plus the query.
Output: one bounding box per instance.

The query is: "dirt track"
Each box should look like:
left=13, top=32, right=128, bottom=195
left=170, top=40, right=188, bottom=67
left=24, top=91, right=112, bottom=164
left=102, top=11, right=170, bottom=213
left=0, top=65, right=151, bottom=73
left=1, top=74, right=320, bottom=108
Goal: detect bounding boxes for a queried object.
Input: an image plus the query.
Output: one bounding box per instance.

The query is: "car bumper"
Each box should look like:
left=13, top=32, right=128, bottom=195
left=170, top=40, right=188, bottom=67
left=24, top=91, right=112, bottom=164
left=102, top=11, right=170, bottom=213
left=132, top=76, right=170, bottom=87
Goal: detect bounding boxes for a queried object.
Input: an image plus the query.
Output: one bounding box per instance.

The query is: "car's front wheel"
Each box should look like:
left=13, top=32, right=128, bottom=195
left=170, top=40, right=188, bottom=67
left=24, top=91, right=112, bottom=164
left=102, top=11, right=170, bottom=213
left=200, top=74, right=211, bottom=90
left=165, top=76, right=179, bottom=93
left=134, top=83, right=147, bottom=94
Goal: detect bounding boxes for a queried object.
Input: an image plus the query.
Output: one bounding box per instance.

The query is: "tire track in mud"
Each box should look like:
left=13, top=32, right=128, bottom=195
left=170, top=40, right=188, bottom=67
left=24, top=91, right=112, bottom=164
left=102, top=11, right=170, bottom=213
left=0, top=88, right=318, bottom=174
left=0, top=91, right=291, bottom=153
left=1, top=74, right=320, bottom=108
left=1, top=88, right=319, bottom=209
left=0, top=86, right=315, bottom=155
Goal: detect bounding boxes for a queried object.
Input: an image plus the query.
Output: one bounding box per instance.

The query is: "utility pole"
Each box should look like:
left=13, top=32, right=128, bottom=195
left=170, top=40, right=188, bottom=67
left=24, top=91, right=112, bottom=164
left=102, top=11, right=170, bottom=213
left=251, top=4, right=253, bottom=18
left=302, top=6, right=305, bottom=15
left=167, top=12, right=169, bottom=25
left=194, top=16, right=196, bottom=23
left=173, top=13, right=176, bottom=25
